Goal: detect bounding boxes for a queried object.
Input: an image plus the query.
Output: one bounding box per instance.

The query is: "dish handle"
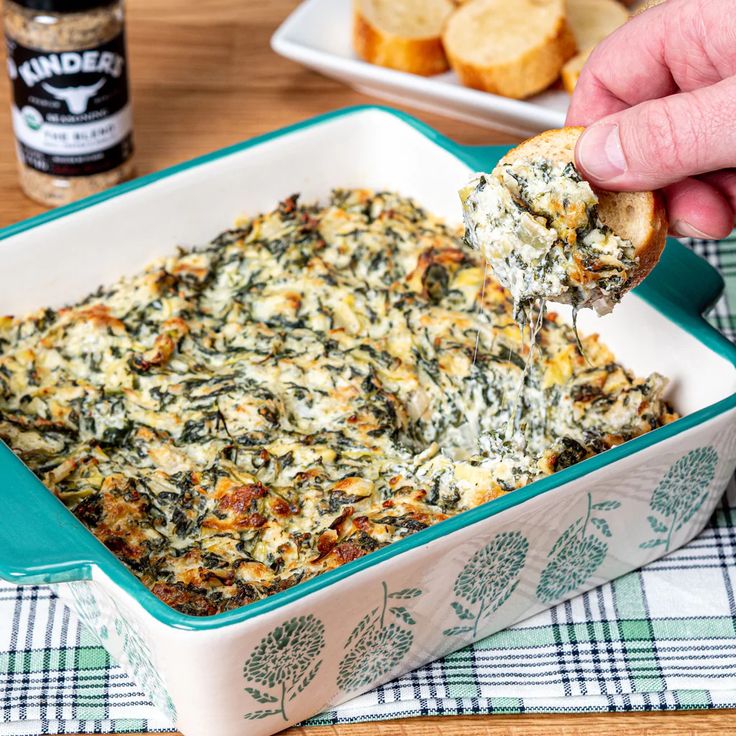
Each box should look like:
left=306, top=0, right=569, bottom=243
left=0, top=445, right=94, bottom=584
left=638, top=236, right=725, bottom=317
left=454, top=143, right=507, bottom=174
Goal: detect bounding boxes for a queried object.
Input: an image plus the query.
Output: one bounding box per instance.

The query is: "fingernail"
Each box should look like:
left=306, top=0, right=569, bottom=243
left=671, top=220, right=716, bottom=240
left=577, top=123, right=627, bottom=182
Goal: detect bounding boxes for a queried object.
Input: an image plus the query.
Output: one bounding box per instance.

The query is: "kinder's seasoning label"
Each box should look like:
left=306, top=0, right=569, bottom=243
left=3, top=0, right=134, bottom=206
left=7, top=37, right=133, bottom=177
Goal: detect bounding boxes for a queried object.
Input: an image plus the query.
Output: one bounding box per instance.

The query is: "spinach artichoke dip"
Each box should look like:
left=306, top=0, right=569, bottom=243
left=461, top=158, right=638, bottom=320
left=0, top=190, right=676, bottom=616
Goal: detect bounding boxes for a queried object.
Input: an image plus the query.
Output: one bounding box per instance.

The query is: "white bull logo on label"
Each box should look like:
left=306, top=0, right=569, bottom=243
left=41, top=78, right=106, bottom=114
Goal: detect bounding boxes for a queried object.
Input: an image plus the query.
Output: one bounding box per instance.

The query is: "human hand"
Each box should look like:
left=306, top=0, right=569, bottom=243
left=567, top=0, right=736, bottom=239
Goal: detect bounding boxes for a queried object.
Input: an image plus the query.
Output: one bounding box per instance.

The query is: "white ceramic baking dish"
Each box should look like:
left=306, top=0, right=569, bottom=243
left=0, top=107, right=734, bottom=736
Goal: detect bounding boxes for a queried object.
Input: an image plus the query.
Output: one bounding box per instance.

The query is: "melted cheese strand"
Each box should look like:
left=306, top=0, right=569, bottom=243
left=472, top=257, right=489, bottom=368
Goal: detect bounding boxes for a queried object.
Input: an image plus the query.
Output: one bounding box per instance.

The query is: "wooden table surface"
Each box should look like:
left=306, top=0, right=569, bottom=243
left=0, top=1, right=733, bottom=734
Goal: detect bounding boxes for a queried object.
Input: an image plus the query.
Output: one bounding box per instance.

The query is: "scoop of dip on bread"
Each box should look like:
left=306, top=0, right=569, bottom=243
left=460, top=126, right=668, bottom=321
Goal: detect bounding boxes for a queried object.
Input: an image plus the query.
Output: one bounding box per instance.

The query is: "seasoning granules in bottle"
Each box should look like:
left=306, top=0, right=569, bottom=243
left=3, top=0, right=134, bottom=207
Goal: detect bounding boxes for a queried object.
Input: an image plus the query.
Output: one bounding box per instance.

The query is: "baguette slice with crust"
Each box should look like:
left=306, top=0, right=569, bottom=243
left=461, top=127, right=668, bottom=316
left=353, top=0, right=454, bottom=76
left=633, top=0, right=667, bottom=16
left=561, top=47, right=592, bottom=94
left=442, top=0, right=576, bottom=100
left=567, top=0, right=629, bottom=51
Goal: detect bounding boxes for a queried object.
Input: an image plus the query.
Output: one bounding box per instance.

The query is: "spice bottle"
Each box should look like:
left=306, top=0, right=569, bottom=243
left=3, top=0, right=134, bottom=207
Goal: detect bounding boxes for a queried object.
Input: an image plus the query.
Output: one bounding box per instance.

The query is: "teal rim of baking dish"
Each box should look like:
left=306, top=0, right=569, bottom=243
left=1, top=105, right=735, bottom=631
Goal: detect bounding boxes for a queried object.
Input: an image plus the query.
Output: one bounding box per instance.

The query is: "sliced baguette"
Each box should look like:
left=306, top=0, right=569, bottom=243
left=442, top=0, right=576, bottom=99
left=502, top=127, right=668, bottom=291
left=633, top=0, right=667, bottom=15
left=561, top=46, right=592, bottom=94
left=353, top=0, right=454, bottom=76
left=567, top=0, right=629, bottom=51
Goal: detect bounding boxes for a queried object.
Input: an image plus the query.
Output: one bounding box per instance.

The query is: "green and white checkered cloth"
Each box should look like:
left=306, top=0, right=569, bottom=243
left=1, top=237, right=735, bottom=735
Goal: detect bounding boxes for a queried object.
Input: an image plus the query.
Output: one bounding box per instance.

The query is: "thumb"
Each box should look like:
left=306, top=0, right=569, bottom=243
left=574, top=76, right=736, bottom=191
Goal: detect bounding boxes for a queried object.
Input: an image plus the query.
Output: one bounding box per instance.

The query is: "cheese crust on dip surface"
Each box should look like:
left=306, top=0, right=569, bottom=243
left=0, top=190, right=675, bottom=615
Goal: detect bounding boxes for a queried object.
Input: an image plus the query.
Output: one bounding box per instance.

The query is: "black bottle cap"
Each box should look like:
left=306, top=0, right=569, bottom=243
left=10, top=0, right=117, bottom=12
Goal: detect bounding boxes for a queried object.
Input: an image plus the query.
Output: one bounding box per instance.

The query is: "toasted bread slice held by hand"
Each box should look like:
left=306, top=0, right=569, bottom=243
left=461, top=127, right=667, bottom=317
left=353, top=0, right=454, bottom=76
left=505, top=127, right=669, bottom=290
left=567, top=0, right=629, bottom=50
left=442, top=0, right=576, bottom=99
left=595, top=188, right=668, bottom=292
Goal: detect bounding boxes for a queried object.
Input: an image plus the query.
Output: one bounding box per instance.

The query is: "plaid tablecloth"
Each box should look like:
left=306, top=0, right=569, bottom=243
left=1, top=236, right=735, bottom=735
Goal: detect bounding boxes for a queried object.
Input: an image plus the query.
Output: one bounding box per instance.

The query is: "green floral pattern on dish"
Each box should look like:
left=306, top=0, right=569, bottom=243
left=536, top=493, right=619, bottom=604
left=337, top=583, right=421, bottom=693
left=641, top=446, right=719, bottom=552
left=243, top=614, right=325, bottom=721
left=443, top=531, right=528, bottom=638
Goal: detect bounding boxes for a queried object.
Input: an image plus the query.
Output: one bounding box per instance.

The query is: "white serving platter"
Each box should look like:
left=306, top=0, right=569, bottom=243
left=271, top=0, right=570, bottom=136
